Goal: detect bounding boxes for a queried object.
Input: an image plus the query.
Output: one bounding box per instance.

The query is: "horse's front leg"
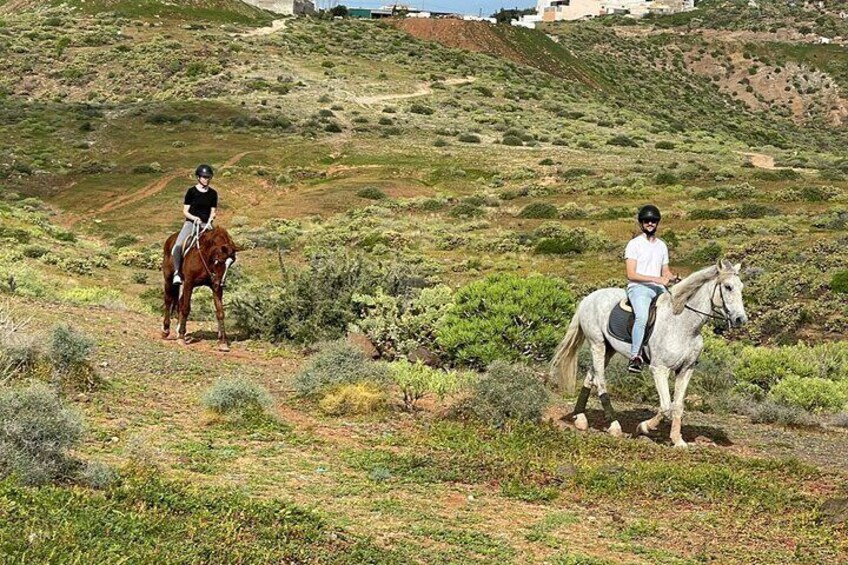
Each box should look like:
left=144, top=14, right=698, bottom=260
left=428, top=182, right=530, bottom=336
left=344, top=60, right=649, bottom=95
left=669, top=366, right=695, bottom=448
left=637, top=365, right=671, bottom=437
left=213, top=289, right=229, bottom=352
left=177, top=282, right=193, bottom=344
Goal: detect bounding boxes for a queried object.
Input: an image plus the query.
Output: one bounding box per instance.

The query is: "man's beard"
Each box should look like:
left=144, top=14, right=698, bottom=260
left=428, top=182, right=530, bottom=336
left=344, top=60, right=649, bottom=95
left=641, top=225, right=657, bottom=237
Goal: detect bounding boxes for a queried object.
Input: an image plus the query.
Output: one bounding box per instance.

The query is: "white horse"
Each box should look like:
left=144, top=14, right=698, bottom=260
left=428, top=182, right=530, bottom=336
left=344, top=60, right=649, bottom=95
left=550, top=260, right=747, bottom=448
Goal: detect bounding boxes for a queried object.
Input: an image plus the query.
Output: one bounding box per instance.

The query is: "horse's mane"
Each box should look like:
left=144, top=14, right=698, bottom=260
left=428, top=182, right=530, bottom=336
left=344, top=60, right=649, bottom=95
left=200, top=227, right=236, bottom=253
left=670, top=261, right=735, bottom=315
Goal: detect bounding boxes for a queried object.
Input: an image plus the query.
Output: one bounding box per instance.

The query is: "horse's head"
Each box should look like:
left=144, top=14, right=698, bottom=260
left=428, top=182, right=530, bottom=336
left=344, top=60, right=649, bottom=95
left=715, top=259, right=747, bottom=328
left=203, top=229, right=238, bottom=290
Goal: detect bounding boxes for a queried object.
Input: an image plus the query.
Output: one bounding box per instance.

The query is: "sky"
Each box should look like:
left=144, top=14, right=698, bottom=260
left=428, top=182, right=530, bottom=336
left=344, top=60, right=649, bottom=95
left=317, top=0, right=537, bottom=17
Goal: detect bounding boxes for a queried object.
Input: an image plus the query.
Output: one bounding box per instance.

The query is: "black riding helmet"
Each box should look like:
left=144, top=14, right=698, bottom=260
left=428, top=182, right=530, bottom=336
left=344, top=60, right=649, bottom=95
left=195, top=164, right=214, bottom=179
left=637, top=204, right=661, bottom=223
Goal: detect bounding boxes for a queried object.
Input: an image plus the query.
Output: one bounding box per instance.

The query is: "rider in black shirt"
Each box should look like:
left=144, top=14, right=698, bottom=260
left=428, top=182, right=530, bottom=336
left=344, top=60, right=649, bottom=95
left=171, top=164, right=218, bottom=284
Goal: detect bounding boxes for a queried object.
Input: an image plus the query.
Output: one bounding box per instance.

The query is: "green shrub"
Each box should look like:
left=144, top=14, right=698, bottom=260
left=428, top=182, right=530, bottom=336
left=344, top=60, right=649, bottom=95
left=433, top=138, right=449, bottom=147
left=655, top=141, right=676, bottom=150
left=687, top=241, right=722, bottom=263
left=769, top=376, right=848, bottom=413
left=518, top=202, right=558, bottom=219
left=468, top=361, right=548, bottom=427
left=202, top=378, right=273, bottom=418
left=0, top=383, right=84, bottom=485
left=231, top=251, right=429, bottom=344
left=831, top=271, right=848, bottom=294
left=437, top=273, right=576, bottom=367
left=747, top=399, right=814, bottom=426
left=353, top=285, right=454, bottom=360
left=388, top=360, right=475, bottom=411
left=294, top=340, right=389, bottom=397
left=448, top=201, right=483, bottom=218
left=458, top=133, right=481, bottom=143
left=22, top=245, right=48, bottom=258
left=559, top=167, right=595, bottom=180
left=534, top=237, right=584, bottom=255
left=356, top=186, right=387, bottom=200
left=654, top=172, right=679, bottom=185
left=734, top=342, right=848, bottom=394
left=408, top=103, right=434, bottom=115
left=49, top=324, right=96, bottom=390
left=502, top=135, right=523, bottom=146
left=607, top=135, right=639, bottom=147
left=752, top=169, right=801, bottom=181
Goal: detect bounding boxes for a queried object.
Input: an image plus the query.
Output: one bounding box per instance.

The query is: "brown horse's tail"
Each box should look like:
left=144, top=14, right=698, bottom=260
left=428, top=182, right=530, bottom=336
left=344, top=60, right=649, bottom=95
left=549, top=310, right=584, bottom=396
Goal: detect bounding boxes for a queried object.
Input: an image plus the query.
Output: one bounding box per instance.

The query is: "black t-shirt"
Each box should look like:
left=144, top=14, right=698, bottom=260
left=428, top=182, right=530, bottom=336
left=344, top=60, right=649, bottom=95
left=184, top=186, right=218, bottom=223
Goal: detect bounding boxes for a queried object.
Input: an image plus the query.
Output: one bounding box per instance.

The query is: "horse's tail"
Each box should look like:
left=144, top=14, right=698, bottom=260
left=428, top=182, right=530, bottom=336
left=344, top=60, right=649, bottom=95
left=550, top=308, right=584, bottom=396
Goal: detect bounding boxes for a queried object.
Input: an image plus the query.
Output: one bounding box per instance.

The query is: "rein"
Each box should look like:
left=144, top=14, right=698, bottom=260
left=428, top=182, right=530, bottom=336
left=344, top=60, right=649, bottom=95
left=187, top=223, right=220, bottom=290
left=682, top=281, right=731, bottom=324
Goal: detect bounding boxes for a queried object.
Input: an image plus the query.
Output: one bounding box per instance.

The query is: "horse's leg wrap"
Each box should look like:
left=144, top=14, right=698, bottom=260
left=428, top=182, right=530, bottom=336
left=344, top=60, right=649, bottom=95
left=599, top=393, right=616, bottom=422
left=574, top=386, right=591, bottom=415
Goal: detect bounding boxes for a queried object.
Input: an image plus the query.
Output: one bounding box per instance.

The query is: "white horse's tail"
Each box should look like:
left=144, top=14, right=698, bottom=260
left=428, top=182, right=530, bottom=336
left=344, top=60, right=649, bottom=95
left=550, top=311, right=584, bottom=396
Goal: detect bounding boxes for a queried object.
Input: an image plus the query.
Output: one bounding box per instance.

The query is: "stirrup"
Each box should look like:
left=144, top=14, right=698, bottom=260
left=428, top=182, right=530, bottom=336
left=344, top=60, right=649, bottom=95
left=627, top=356, right=643, bottom=373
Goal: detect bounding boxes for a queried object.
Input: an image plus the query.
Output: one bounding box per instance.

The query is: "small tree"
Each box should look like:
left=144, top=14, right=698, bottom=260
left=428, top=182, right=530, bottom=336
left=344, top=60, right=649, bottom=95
left=329, top=5, right=348, bottom=17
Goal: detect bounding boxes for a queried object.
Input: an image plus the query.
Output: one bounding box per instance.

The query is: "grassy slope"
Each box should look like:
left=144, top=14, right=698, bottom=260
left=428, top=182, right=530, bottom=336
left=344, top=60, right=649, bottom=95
left=0, top=8, right=847, bottom=562
left=2, top=0, right=273, bottom=23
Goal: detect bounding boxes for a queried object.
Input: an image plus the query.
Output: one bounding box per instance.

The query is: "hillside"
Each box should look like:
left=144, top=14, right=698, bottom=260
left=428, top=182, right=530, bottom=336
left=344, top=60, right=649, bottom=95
left=0, top=4, right=847, bottom=563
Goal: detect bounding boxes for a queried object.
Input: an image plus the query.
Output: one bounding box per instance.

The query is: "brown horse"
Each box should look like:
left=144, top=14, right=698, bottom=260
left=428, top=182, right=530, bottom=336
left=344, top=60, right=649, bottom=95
left=161, top=226, right=237, bottom=351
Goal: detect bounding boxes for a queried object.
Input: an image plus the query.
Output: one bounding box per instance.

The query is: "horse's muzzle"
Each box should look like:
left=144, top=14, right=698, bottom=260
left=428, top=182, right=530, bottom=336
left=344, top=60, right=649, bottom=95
left=732, top=314, right=747, bottom=328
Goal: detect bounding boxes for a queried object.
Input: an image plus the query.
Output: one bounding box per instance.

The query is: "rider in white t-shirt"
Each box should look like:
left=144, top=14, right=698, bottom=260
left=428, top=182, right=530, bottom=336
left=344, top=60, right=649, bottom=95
left=624, top=204, right=677, bottom=373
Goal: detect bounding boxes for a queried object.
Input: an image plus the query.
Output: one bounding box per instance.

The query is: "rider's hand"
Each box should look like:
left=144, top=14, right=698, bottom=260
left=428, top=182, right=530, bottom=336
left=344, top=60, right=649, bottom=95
left=204, top=221, right=213, bottom=231
left=657, top=275, right=672, bottom=286
left=193, top=218, right=201, bottom=225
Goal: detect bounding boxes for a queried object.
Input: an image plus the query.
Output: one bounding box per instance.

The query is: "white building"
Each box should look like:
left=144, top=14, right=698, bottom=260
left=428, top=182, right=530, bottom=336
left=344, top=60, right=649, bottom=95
left=527, top=0, right=694, bottom=24
left=242, top=0, right=316, bottom=16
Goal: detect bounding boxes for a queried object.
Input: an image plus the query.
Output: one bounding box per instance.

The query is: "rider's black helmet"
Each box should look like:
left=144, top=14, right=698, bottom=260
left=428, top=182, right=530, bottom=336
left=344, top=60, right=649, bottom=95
left=637, top=204, right=661, bottom=223
left=195, top=164, right=214, bottom=179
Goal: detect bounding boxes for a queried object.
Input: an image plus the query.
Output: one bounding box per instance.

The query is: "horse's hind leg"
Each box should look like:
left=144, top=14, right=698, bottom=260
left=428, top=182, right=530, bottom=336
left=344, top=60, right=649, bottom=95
left=637, top=365, right=671, bottom=438
left=591, top=344, right=623, bottom=438
left=573, top=343, right=617, bottom=435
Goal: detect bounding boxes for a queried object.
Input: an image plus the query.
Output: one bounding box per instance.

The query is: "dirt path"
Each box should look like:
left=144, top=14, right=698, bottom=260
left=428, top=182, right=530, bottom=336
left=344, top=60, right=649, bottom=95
left=738, top=151, right=816, bottom=173
left=354, top=77, right=476, bottom=104
left=235, top=18, right=288, bottom=38
left=73, top=151, right=253, bottom=225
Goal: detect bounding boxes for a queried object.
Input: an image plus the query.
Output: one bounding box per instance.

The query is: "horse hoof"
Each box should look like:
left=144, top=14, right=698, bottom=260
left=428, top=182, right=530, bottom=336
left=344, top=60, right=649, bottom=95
left=636, top=421, right=651, bottom=436
left=177, top=338, right=186, bottom=346
left=574, top=413, right=588, bottom=431
left=608, top=420, right=623, bottom=438
left=218, top=343, right=230, bottom=352
left=673, top=439, right=688, bottom=449
left=161, top=330, right=170, bottom=339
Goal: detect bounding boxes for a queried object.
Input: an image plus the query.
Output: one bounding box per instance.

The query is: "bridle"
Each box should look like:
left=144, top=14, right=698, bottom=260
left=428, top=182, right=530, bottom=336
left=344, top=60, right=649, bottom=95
left=187, top=223, right=232, bottom=291
left=683, top=280, right=733, bottom=325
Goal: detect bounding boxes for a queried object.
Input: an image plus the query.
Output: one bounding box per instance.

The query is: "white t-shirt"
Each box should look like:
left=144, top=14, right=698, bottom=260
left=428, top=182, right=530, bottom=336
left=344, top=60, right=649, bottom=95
left=624, top=235, right=668, bottom=289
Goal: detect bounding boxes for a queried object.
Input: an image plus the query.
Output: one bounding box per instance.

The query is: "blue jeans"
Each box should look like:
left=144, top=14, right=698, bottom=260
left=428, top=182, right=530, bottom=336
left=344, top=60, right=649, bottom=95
left=626, top=284, right=666, bottom=358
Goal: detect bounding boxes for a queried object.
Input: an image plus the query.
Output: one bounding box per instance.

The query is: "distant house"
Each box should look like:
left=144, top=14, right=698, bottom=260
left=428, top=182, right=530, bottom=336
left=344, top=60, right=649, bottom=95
left=518, top=0, right=694, bottom=26
left=242, top=0, right=316, bottom=15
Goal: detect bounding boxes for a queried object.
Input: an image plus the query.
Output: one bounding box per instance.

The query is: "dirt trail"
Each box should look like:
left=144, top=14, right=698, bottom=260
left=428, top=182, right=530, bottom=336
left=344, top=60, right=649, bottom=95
left=354, top=77, right=476, bottom=105
left=74, top=151, right=252, bottom=225
left=236, top=18, right=288, bottom=38
left=740, top=152, right=777, bottom=169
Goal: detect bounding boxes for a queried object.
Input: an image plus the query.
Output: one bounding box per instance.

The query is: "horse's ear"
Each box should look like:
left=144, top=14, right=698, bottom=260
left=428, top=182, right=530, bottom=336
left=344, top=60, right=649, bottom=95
left=733, top=263, right=741, bottom=275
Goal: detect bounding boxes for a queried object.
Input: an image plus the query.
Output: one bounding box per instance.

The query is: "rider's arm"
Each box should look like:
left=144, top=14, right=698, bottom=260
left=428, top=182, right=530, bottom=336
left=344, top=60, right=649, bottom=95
left=182, top=204, right=201, bottom=223
left=662, top=264, right=676, bottom=280
left=207, top=207, right=216, bottom=225
left=626, top=259, right=667, bottom=285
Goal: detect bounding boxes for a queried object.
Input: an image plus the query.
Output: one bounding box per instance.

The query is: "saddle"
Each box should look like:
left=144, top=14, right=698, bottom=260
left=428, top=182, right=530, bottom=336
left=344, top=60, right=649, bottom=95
left=608, top=295, right=659, bottom=355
